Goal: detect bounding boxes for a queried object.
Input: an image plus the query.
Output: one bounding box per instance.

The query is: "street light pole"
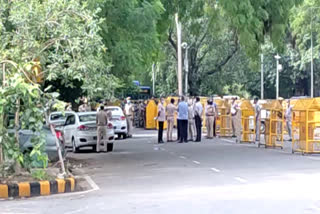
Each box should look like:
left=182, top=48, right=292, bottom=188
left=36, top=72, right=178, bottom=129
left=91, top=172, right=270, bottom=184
left=152, top=63, right=155, bottom=96
left=175, top=13, right=183, bottom=96
left=261, top=54, right=264, bottom=100
left=182, top=43, right=189, bottom=95
left=275, top=54, right=281, bottom=99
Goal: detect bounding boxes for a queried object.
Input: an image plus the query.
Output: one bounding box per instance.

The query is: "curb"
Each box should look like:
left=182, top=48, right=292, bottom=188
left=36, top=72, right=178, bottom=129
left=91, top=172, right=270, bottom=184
left=0, top=177, right=75, bottom=199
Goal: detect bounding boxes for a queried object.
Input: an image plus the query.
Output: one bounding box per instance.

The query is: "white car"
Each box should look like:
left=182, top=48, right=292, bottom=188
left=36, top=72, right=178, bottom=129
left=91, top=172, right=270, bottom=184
left=49, top=111, right=74, bottom=127
left=105, top=106, right=128, bottom=139
left=63, top=112, right=115, bottom=153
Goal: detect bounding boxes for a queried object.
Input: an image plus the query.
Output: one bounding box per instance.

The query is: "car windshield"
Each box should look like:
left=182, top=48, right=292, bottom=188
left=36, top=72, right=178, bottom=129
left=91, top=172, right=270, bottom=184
left=79, top=114, right=96, bottom=122
left=106, top=108, right=122, bottom=115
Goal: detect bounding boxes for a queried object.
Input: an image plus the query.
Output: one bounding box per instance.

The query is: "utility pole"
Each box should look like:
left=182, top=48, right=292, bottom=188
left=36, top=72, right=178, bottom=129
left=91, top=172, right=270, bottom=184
left=275, top=54, right=281, bottom=99
left=175, top=13, right=183, bottom=96
left=261, top=54, right=264, bottom=100
left=182, top=43, right=189, bottom=95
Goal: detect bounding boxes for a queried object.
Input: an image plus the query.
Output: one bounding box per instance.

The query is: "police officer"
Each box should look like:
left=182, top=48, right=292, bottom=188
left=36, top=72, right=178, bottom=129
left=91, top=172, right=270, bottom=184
left=166, top=98, right=176, bottom=142
left=96, top=105, right=108, bottom=152
left=157, top=97, right=166, bottom=143
left=254, top=97, right=261, bottom=142
left=205, top=99, right=215, bottom=139
left=124, top=97, right=134, bottom=138
left=231, top=98, right=239, bottom=138
left=188, top=99, right=196, bottom=141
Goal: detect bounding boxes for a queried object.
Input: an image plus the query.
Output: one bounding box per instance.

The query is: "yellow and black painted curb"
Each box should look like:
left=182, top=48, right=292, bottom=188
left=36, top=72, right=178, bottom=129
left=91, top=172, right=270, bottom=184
left=0, top=177, right=75, bottom=199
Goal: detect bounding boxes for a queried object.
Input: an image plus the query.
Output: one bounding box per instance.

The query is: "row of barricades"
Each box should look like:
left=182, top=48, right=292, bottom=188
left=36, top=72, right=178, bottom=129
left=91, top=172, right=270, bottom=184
left=145, top=97, right=320, bottom=155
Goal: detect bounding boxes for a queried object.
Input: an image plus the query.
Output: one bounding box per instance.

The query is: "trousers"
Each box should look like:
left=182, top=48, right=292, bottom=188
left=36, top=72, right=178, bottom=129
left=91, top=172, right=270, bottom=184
left=97, top=126, right=107, bottom=152
left=126, top=116, right=133, bottom=137
left=188, top=119, right=196, bottom=141
left=167, top=117, right=174, bottom=141
left=158, top=121, right=164, bottom=143
left=206, top=116, right=214, bottom=138
left=179, top=120, right=188, bottom=142
left=195, top=115, right=202, bottom=141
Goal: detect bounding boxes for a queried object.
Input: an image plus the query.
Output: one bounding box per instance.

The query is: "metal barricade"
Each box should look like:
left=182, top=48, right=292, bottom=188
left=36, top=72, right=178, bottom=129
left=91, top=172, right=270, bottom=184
left=220, top=100, right=232, bottom=137
left=259, top=100, right=284, bottom=149
left=215, top=99, right=223, bottom=135
left=240, top=100, right=255, bottom=143
left=145, top=99, right=157, bottom=129
left=292, top=98, right=320, bottom=154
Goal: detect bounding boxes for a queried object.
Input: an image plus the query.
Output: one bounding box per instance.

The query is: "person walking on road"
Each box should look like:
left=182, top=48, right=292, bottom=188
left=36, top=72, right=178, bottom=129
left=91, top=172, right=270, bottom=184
left=285, top=100, right=293, bottom=141
left=166, top=98, right=176, bottom=142
left=124, top=97, right=134, bottom=138
left=194, top=97, right=203, bottom=142
left=178, top=96, right=188, bottom=143
left=96, top=105, right=109, bottom=153
left=188, top=99, right=196, bottom=141
left=156, top=98, right=166, bottom=144
left=231, top=98, right=239, bottom=138
left=212, top=100, right=218, bottom=137
left=205, top=99, right=215, bottom=139
left=254, top=97, right=261, bottom=142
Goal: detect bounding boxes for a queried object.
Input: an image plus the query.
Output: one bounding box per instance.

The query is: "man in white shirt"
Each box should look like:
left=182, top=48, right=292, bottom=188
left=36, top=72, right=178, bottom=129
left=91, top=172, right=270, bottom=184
left=124, top=97, right=134, bottom=138
left=194, top=97, right=203, bottom=142
left=188, top=99, right=196, bottom=141
left=156, top=98, right=166, bottom=143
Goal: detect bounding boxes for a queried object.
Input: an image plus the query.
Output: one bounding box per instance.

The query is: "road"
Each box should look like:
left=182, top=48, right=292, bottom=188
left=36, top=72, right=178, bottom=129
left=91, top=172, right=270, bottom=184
left=2, top=129, right=320, bottom=214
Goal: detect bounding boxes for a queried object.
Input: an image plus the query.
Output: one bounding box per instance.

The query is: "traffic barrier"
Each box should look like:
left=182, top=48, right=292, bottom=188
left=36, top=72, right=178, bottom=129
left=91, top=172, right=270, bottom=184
left=292, top=98, right=320, bottom=154
left=220, top=100, right=232, bottom=137
left=259, top=100, right=284, bottom=149
left=240, top=100, right=255, bottom=143
left=145, top=99, right=157, bottom=129
left=215, top=99, right=224, bottom=135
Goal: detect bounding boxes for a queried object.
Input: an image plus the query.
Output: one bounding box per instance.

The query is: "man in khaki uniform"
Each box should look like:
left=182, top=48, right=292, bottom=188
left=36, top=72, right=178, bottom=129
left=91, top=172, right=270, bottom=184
left=78, top=97, right=91, bottom=112
left=205, top=100, right=215, bottom=139
left=124, top=97, right=134, bottom=138
left=188, top=99, right=196, bottom=141
left=166, top=98, right=176, bottom=142
left=96, top=105, right=108, bottom=152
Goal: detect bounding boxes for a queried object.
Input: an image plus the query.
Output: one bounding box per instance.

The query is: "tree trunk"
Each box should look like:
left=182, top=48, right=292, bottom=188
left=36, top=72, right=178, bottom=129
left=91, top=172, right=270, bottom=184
left=14, top=99, right=21, bottom=174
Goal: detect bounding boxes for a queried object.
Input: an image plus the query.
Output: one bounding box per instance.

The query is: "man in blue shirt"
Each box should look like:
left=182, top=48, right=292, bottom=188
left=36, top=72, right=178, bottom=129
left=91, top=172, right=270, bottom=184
left=178, top=96, right=188, bottom=143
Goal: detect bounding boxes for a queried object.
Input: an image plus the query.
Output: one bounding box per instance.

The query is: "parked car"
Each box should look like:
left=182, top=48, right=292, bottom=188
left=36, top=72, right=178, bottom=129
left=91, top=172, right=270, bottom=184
left=63, top=112, right=115, bottom=153
left=49, top=111, right=74, bottom=127
left=7, top=116, right=65, bottom=162
left=105, top=106, right=128, bottom=139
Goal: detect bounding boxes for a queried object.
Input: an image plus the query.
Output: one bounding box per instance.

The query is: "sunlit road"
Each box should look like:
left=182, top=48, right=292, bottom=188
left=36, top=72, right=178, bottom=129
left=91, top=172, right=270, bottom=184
left=2, top=129, right=320, bottom=214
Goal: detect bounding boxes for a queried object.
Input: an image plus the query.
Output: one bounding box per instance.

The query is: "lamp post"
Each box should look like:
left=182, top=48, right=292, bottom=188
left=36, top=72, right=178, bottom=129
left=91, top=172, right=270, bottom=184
left=310, top=7, right=320, bottom=97
left=182, top=42, right=189, bottom=95
left=261, top=54, right=264, bottom=100
left=175, top=13, right=183, bottom=96
left=274, top=54, right=282, bottom=99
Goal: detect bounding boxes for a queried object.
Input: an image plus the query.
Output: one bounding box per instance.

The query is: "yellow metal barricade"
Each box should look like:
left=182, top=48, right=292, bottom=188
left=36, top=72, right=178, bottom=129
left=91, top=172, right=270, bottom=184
left=220, top=100, right=232, bottom=137
left=259, top=100, right=284, bottom=149
left=200, top=97, right=208, bottom=132
left=240, top=100, right=255, bottom=143
left=145, top=99, right=157, bottom=129
left=292, top=98, right=320, bottom=154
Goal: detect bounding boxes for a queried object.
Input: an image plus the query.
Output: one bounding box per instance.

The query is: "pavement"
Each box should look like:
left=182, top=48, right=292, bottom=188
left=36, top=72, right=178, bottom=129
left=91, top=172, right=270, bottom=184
left=2, top=129, right=320, bottom=214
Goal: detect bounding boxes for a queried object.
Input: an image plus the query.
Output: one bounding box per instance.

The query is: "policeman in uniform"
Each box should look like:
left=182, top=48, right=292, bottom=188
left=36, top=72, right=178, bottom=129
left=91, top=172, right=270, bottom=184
left=166, top=98, right=176, bottom=142
left=254, top=97, right=261, bottom=142
left=124, top=97, right=134, bottom=138
left=96, top=105, right=108, bottom=152
left=205, top=99, right=215, bottom=139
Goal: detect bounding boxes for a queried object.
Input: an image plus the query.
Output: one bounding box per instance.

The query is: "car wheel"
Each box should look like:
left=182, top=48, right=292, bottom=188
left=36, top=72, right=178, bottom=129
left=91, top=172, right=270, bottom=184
left=92, top=145, right=97, bottom=152
left=107, top=143, right=114, bottom=152
left=72, top=138, right=79, bottom=153
left=117, top=134, right=122, bottom=140
left=122, top=134, right=127, bottom=139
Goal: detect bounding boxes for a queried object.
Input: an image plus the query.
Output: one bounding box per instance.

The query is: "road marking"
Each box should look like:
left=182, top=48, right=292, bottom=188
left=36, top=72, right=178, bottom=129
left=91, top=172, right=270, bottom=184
left=193, top=161, right=201, bottom=165
left=84, top=175, right=100, bottom=190
left=307, top=157, right=320, bottom=161
left=222, top=139, right=234, bottom=143
left=211, top=168, right=221, bottom=173
left=160, top=148, right=165, bottom=151
left=234, top=177, right=247, bottom=183
left=179, top=156, right=186, bottom=159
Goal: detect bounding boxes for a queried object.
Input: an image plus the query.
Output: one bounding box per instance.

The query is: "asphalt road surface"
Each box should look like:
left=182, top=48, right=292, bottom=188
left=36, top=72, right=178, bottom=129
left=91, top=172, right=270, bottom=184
left=2, top=129, right=320, bottom=214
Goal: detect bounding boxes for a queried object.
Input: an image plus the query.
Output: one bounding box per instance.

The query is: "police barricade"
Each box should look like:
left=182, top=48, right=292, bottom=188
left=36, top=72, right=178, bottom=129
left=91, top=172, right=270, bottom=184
left=292, top=98, right=320, bottom=154
left=258, top=100, right=284, bottom=149
left=240, top=100, right=255, bottom=143
left=219, top=100, right=233, bottom=137
left=145, top=99, right=157, bottom=129
left=200, top=97, right=208, bottom=133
